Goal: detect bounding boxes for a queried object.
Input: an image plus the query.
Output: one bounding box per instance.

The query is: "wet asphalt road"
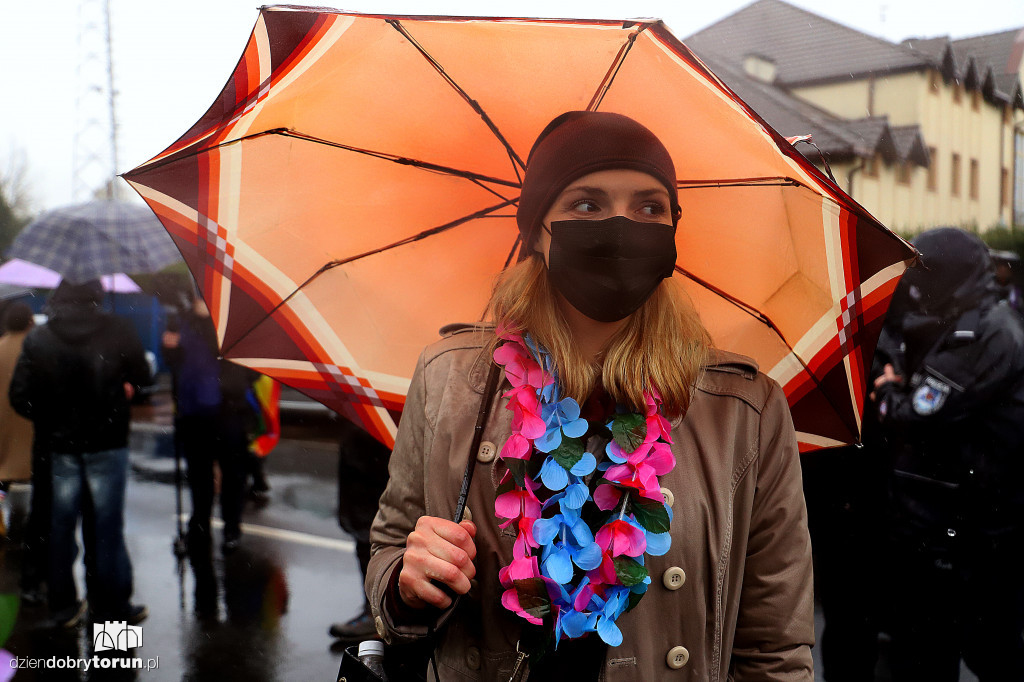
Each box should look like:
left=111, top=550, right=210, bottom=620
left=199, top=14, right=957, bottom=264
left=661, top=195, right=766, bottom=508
left=0, top=404, right=363, bottom=682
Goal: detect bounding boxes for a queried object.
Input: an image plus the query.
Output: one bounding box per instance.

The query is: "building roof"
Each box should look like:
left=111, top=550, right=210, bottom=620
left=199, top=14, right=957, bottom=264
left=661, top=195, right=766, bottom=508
left=687, top=0, right=1022, bottom=107
left=686, top=0, right=929, bottom=87
left=951, top=28, right=1023, bottom=96
left=697, top=51, right=929, bottom=168
left=902, top=28, right=1024, bottom=105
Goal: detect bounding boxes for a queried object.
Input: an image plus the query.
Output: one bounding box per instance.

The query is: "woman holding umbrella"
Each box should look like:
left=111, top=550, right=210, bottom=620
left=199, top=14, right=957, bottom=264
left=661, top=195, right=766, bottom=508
left=367, top=112, right=813, bottom=681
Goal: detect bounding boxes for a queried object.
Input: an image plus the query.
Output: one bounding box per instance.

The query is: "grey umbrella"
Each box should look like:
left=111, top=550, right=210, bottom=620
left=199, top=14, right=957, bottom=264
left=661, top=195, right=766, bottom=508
left=8, top=200, right=181, bottom=284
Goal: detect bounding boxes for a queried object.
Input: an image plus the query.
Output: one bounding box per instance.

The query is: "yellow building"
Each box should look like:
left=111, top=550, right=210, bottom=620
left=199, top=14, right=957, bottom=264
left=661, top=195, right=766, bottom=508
left=687, top=0, right=1023, bottom=233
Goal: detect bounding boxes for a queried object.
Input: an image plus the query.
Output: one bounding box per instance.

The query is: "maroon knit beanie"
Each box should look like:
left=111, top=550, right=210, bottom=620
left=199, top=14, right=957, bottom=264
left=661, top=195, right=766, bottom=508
left=516, top=111, right=680, bottom=254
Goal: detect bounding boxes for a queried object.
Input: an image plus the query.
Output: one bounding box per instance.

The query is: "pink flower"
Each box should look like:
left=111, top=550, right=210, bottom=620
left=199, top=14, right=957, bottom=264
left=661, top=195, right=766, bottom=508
left=494, top=339, right=549, bottom=389
left=499, top=556, right=546, bottom=625
left=501, top=588, right=544, bottom=625
left=588, top=551, right=619, bottom=586
left=500, top=433, right=532, bottom=460
left=594, top=483, right=623, bottom=511
left=644, top=441, right=676, bottom=476
left=495, top=484, right=541, bottom=526
left=499, top=555, right=542, bottom=586
left=506, top=387, right=546, bottom=440
left=596, top=520, right=647, bottom=558
left=513, top=516, right=540, bottom=556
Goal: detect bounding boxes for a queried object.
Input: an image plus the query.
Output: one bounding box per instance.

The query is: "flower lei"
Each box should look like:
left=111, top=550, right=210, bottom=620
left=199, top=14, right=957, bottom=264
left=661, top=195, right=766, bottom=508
left=492, top=329, right=676, bottom=648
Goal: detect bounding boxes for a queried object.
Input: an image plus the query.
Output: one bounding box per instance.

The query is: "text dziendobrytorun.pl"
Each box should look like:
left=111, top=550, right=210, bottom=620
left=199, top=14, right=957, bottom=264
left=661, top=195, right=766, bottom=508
left=10, top=656, right=159, bottom=671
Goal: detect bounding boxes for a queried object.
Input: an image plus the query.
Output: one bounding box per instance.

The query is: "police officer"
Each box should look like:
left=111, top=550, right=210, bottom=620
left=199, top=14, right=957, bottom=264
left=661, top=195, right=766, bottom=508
left=873, top=227, right=1024, bottom=681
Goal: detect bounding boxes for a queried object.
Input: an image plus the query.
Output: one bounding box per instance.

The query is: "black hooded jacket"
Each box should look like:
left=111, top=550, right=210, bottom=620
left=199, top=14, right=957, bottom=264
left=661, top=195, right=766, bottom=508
left=9, top=300, right=151, bottom=454
left=876, top=228, right=1024, bottom=546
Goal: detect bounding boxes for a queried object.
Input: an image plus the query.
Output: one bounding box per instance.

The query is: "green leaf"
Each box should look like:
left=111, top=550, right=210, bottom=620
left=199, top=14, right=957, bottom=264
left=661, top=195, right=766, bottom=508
left=506, top=459, right=528, bottom=488
left=496, top=475, right=518, bottom=498
left=551, top=437, right=584, bottom=471
left=631, top=497, right=671, bottom=534
left=611, top=413, right=646, bottom=453
left=513, top=578, right=551, bottom=620
left=613, top=556, right=649, bottom=588
left=626, top=589, right=645, bottom=613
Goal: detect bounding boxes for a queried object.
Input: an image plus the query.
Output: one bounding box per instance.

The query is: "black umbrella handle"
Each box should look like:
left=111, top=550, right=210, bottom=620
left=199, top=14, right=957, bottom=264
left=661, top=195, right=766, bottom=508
left=453, top=361, right=502, bottom=524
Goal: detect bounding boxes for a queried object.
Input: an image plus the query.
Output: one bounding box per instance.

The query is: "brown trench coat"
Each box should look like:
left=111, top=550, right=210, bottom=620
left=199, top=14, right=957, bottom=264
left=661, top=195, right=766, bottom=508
left=0, top=330, right=34, bottom=481
left=367, top=327, right=814, bottom=681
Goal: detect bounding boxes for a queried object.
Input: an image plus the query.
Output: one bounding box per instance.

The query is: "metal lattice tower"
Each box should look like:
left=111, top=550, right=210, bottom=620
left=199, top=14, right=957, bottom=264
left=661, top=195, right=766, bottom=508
left=72, top=0, right=120, bottom=202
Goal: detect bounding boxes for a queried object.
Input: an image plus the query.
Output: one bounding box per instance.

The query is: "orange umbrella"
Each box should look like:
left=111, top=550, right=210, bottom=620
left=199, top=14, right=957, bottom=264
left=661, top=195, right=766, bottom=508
left=124, top=7, right=914, bottom=451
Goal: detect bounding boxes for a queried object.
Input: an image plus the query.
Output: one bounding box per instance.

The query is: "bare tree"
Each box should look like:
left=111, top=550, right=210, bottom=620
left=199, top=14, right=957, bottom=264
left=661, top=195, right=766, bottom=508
left=0, top=148, right=35, bottom=255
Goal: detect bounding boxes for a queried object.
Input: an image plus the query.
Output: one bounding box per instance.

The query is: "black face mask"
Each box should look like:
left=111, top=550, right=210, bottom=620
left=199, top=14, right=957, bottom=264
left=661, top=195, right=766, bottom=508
left=545, top=216, right=677, bottom=323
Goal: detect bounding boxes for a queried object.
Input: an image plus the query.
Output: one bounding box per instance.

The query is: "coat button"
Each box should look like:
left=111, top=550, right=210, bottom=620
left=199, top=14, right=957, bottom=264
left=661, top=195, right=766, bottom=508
left=666, top=645, right=690, bottom=669
left=466, top=645, right=481, bottom=670
left=374, top=615, right=388, bottom=642
left=660, top=487, right=674, bottom=507
left=663, top=566, right=686, bottom=590
left=477, top=441, right=496, bottom=463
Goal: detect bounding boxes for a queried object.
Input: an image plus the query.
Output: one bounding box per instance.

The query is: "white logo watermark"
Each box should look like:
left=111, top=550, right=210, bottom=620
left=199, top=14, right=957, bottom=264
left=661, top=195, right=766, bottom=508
left=93, top=621, right=143, bottom=652
left=9, top=656, right=159, bottom=672
left=10, top=622, right=157, bottom=672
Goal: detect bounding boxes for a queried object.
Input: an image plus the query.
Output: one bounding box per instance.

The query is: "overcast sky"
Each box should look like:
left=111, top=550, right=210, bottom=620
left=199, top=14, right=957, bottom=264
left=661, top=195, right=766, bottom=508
left=3, top=0, right=1023, bottom=212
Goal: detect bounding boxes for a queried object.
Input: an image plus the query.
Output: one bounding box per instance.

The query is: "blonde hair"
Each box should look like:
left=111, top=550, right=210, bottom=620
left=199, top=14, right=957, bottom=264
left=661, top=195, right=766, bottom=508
left=485, top=255, right=710, bottom=417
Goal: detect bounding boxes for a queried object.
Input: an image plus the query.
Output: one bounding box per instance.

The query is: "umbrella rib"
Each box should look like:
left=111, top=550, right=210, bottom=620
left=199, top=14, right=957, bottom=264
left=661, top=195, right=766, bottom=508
left=673, top=264, right=859, bottom=440
left=587, top=23, right=649, bottom=111
left=385, top=19, right=527, bottom=173
left=677, top=177, right=801, bottom=189
left=220, top=196, right=519, bottom=356
left=128, top=128, right=521, bottom=190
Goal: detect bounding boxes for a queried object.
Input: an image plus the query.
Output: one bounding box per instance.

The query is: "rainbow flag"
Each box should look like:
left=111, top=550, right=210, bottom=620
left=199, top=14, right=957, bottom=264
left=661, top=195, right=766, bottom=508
left=248, top=375, right=281, bottom=457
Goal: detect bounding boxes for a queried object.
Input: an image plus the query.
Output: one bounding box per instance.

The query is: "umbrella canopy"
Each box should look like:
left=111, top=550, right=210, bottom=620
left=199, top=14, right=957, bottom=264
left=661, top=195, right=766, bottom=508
left=0, top=284, right=31, bottom=301
left=124, top=8, right=915, bottom=451
left=0, top=258, right=141, bottom=293
left=8, top=200, right=181, bottom=284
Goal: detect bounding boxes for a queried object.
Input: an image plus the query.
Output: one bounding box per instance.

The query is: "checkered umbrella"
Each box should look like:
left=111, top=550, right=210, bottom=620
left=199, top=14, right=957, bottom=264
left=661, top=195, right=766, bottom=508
left=124, top=8, right=915, bottom=450
left=8, top=200, right=181, bottom=284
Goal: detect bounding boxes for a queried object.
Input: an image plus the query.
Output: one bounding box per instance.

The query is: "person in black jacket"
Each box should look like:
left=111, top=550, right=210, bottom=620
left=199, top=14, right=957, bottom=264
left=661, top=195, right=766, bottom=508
left=329, top=420, right=391, bottom=642
left=162, top=292, right=258, bottom=555
left=9, top=279, right=151, bottom=628
left=873, top=227, right=1024, bottom=681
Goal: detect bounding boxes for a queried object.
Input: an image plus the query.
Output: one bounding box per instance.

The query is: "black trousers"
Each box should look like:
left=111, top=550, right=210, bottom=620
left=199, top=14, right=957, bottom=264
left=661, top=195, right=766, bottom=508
left=177, top=414, right=247, bottom=539
left=21, top=441, right=51, bottom=592
left=802, top=447, right=887, bottom=682
left=887, top=538, right=1024, bottom=681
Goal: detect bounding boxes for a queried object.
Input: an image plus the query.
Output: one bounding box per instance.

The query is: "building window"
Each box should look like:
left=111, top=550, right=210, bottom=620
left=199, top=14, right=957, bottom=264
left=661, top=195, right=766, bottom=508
left=864, top=155, right=879, bottom=178
left=952, top=153, right=961, bottom=196
left=927, top=147, right=938, bottom=191
left=929, top=70, right=941, bottom=94
left=971, top=90, right=982, bottom=111
left=969, top=159, right=979, bottom=200
left=897, top=161, right=912, bottom=185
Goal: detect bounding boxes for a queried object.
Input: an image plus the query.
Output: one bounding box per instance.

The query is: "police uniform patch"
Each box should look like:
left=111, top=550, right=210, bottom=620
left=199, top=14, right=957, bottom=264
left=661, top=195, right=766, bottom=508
left=912, top=376, right=952, bottom=415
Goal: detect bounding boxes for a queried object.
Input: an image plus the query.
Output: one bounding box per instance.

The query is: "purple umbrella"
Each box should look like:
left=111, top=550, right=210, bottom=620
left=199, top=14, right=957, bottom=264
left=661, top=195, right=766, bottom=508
left=0, top=259, right=141, bottom=293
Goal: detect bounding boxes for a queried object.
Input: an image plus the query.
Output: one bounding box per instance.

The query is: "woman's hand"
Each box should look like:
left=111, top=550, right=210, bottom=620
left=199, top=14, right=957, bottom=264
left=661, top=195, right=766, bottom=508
left=398, top=517, right=477, bottom=609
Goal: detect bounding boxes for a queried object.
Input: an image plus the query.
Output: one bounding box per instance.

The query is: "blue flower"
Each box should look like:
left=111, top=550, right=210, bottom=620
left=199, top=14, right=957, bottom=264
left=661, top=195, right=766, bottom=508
left=553, top=578, right=599, bottom=645
left=591, top=587, right=630, bottom=646
left=533, top=508, right=604, bottom=579
left=539, top=456, right=569, bottom=491
left=536, top=398, right=588, bottom=453
left=570, top=451, right=597, bottom=476
left=562, top=481, right=589, bottom=509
